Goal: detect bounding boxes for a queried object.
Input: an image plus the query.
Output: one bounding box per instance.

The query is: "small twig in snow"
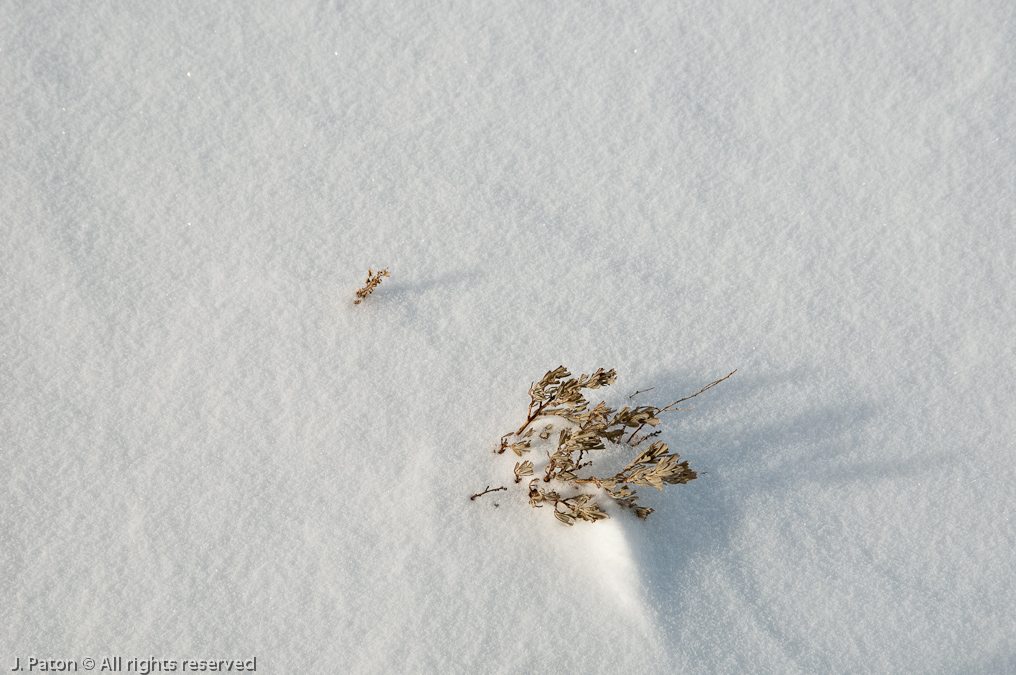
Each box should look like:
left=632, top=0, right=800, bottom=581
left=470, top=485, right=507, bottom=501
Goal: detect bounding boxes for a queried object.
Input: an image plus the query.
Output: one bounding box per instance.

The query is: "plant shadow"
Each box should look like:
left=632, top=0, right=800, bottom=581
left=615, top=366, right=949, bottom=661
left=378, top=267, right=486, bottom=308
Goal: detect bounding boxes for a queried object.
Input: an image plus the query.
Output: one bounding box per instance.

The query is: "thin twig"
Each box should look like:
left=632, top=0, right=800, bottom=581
left=625, top=370, right=736, bottom=444
left=660, top=370, right=737, bottom=412
left=516, top=398, right=553, bottom=436
left=629, top=387, right=655, bottom=399
left=543, top=449, right=555, bottom=482
left=631, top=429, right=663, bottom=447
left=470, top=486, right=507, bottom=500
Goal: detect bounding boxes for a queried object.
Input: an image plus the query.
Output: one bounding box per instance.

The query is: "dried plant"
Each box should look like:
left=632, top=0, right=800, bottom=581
left=470, top=485, right=507, bottom=501
left=353, top=267, right=390, bottom=305
left=489, top=366, right=736, bottom=524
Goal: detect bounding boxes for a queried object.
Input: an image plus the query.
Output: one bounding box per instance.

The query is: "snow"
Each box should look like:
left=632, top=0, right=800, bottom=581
left=3, top=1, right=1014, bottom=672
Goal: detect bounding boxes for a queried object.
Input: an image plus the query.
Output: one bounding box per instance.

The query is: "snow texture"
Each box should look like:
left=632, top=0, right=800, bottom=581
left=3, top=1, right=1015, bottom=672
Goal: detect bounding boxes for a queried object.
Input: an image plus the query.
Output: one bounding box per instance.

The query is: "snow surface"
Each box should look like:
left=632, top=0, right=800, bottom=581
left=3, top=1, right=1015, bottom=672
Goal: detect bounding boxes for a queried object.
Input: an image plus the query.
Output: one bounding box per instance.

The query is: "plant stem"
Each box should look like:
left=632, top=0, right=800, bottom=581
left=470, top=485, right=507, bottom=500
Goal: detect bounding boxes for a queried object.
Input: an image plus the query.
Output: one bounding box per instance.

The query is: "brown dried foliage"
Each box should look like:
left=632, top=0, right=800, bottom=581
left=353, top=267, right=390, bottom=305
left=493, top=366, right=735, bottom=524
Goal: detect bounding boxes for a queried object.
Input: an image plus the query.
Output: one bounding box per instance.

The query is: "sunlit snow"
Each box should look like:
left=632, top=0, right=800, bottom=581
left=3, top=1, right=1014, bottom=672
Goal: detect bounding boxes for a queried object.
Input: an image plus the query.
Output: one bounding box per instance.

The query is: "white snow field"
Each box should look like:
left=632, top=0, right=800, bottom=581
left=3, top=1, right=1014, bottom=672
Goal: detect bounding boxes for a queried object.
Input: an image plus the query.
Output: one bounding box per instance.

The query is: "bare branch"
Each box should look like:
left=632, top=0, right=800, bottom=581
left=660, top=369, right=737, bottom=411
left=470, top=485, right=507, bottom=500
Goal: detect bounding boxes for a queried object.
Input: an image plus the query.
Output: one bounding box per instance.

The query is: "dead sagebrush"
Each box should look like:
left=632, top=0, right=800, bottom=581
left=353, top=267, right=390, bottom=305
left=488, top=366, right=735, bottom=524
